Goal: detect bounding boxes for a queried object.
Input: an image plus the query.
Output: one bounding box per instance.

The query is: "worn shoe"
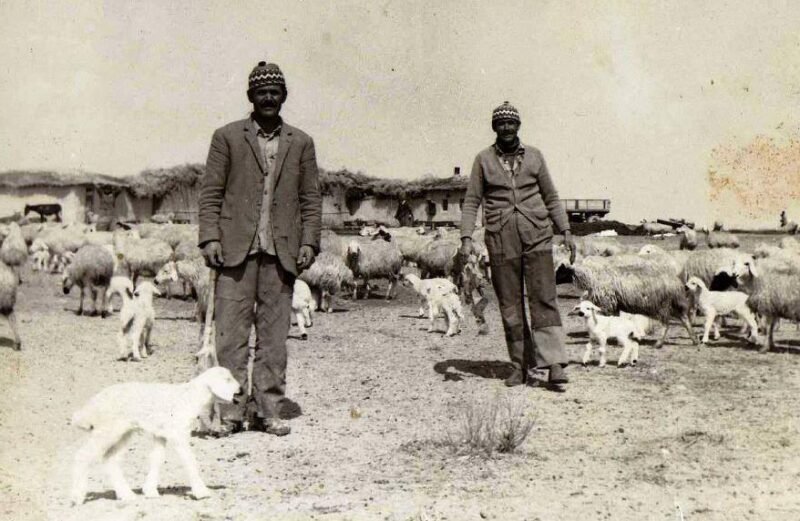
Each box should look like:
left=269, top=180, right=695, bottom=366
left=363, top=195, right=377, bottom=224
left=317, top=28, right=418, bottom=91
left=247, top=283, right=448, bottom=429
left=209, top=419, right=245, bottom=438
left=504, top=368, right=527, bottom=387
left=548, top=364, right=569, bottom=384
left=259, top=418, right=292, bottom=437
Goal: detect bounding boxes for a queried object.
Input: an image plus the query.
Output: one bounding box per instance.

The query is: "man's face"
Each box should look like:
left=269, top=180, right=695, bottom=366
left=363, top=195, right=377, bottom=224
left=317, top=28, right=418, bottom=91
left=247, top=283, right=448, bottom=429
left=493, top=119, right=520, bottom=147
left=248, top=85, right=286, bottom=119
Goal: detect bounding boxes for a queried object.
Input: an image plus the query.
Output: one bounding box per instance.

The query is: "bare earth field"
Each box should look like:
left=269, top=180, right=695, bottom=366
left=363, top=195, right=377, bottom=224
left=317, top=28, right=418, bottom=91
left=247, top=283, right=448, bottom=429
left=1, top=234, right=799, bottom=521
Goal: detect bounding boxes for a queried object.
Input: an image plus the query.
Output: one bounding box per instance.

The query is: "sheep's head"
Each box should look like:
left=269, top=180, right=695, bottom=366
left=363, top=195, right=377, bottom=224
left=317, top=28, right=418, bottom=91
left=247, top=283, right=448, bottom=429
left=194, top=366, right=241, bottom=403
left=684, top=276, right=706, bottom=294
left=155, top=261, right=179, bottom=285
left=569, top=300, right=601, bottom=318
left=61, top=268, right=74, bottom=294
left=345, top=241, right=361, bottom=268
left=401, top=273, right=419, bottom=288
left=133, top=281, right=161, bottom=300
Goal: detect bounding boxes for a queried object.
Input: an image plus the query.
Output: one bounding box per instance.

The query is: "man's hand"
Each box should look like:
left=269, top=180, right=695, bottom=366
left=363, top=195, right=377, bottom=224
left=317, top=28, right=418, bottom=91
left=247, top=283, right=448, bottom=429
left=460, top=237, right=473, bottom=259
left=563, top=231, right=577, bottom=264
left=202, top=241, right=224, bottom=268
left=297, top=245, right=316, bottom=270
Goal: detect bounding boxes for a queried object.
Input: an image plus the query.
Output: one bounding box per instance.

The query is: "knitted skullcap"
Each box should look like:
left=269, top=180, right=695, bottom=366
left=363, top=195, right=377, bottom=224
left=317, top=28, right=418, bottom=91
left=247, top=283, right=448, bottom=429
left=248, top=61, right=286, bottom=91
left=492, top=101, right=520, bottom=124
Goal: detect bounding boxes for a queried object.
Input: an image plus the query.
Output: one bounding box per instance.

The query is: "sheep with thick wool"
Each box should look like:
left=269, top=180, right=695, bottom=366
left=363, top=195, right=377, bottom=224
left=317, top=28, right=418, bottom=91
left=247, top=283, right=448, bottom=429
left=0, top=260, right=21, bottom=350
left=0, top=222, right=28, bottom=273
left=37, top=225, right=87, bottom=256
left=299, top=251, right=354, bottom=312
left=734, top=257, right=800, bottom=352
left=706, top=230, right=740, bottom=249
left=572, top=254, right=698, bottom=348
left=684, top=276, right=759, bottom=345
left=62, top=244, right=115, bottom=317
left=680, top=248, right=753, bottom=287
left=638, top=245, right=690, bottom=275
left=345, top=239, right=403, bottom=300
left=113, top=230, right=173, bottom=285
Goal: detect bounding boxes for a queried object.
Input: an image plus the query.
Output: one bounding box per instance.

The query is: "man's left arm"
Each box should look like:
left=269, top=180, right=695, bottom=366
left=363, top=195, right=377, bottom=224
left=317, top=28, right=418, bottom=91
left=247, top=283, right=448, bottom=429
left=538, top=152, right=577, bottom=262
left=298, top=136, right=322, bottom=257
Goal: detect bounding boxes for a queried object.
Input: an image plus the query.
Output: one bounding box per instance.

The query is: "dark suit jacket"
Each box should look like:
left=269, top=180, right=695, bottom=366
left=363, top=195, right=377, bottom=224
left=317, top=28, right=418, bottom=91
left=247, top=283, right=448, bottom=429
left=460, top=142, right=571, bottom=239
left=198, top=118, right=322, bottom=275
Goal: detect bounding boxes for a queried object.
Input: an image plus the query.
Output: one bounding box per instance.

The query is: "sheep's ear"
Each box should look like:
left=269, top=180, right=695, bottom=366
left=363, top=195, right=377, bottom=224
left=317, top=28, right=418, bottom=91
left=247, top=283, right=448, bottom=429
left=590, top=307, right=597, bottom=322
left=152, top=285, right=162, bottom=296
left=125, top=287, right=134, bottom=299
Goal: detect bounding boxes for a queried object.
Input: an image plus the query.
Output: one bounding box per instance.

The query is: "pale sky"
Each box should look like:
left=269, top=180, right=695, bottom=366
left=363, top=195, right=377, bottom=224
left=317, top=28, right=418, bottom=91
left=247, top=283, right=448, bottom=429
left=1, top=0, right=799, bottom=227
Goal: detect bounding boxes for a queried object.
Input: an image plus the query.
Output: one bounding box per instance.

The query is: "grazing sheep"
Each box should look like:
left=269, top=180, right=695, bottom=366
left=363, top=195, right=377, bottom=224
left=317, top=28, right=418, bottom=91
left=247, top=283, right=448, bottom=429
left=299, top=251, right=354, bottom=312
left=577, top=236, right=624, bottom=257
left=62, top=244, right=115, bottom=317
left=37, top=225, right=87, bottom=256
left=402, top=273, right=458, bottom=318
left=113, top=230, right=173, bottom=285
left=638, top=245, right=691, bottom=275
left=684, top=276, right=759, bottom=344
left=706, top=231, right=740, bottom=249
left=572, top=254, right=698, bottom=348
left=345, top=240, right=403, bottom=300
left=69, top=366, right=240, bottom=505
left=569, top=301, right=641, bottom=367
left=677, top=225, right=698, bottom=250
left=104, top=275, right=134, bottom=314
left=680, top=248, right=753, bottom=287
left=0, top=260, right=21, bottom=350
left=640, top=221, right=674, bottom=236
left=292, top=279, right=315, bottom=340
left=734, top=257, right=800, bottom=352
left=118, top=281, right=161, bottom=361
left=0, top=223, right=28, bottom=275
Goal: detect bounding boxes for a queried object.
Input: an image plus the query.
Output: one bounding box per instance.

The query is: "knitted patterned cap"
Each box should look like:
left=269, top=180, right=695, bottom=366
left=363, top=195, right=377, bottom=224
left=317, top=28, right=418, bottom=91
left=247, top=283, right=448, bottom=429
left=492, top=101, right=520, bottom=124
left=248, top=61, right=286, bottom=91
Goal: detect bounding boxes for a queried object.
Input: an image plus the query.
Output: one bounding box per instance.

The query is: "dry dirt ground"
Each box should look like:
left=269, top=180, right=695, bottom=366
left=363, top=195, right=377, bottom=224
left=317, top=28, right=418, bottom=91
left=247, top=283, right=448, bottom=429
left=1, top=235, right=799, bottom=521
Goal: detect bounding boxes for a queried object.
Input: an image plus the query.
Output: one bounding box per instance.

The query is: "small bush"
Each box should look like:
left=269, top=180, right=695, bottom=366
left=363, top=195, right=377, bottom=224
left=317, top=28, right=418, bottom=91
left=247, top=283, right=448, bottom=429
left=444, top=395, right=535, bottom=457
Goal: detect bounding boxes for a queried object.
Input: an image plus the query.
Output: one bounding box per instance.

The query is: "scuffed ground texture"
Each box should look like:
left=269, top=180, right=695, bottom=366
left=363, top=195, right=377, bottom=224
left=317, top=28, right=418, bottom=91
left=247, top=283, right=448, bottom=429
left=1, top=234, right=799, bottom=521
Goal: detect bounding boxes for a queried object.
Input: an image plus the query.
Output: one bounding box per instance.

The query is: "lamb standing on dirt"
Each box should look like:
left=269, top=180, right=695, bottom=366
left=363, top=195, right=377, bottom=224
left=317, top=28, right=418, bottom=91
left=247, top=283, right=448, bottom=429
left=61, top=244, right=115, bottom=317
left=424, top=285, right=463, bottom=337
left=569, top=300, right=640, bottom=367
left=684, top=276, right=759, bottom=345
left=117, top=280, right=161, bottom=361
left=345, top=240, right=403, bottom=299
left=402, top=273, right=458, bottom=318
left=69, top=366, right=241, bottom=505
left=292, top=279, right=316, bottom=340
left=0, top=260, right=21, bottom=350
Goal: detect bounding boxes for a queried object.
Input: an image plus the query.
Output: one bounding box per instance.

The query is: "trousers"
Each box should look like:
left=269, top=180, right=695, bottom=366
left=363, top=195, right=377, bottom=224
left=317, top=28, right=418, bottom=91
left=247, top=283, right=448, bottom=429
left=486, top=212, right=568, bottom=370
left=214, top=253, right=294, bottom=421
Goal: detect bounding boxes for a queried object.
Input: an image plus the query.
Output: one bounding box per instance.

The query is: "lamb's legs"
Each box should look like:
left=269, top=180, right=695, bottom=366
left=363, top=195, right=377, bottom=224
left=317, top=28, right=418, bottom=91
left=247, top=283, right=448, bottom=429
left=702, top=309, right=717, bottom=344
left=738, top=308, right=760, bottom=344
left=302, top=307, right=312, bottom=327
left=597, top=338, right=608, bottom=367
left=71, top=424, right=133, bottom=505
left=295, top=311, right=308, bottom=340
left=130, top=324, right=143, bottom=361
left=427, top=303, right=437, bottom=333
left=117, top=331, right=130, bottom=360
left=142, top=437, right=167, bottom=498
left=77, top=286, right=85, bottom=316
left=104, top=449, right=135, bottom=501
left=141, top=323, right=152, bottom=357
left=445, top=308, right=459, bottom=337
left=171, top=439, right=211, bottom=499
left=618, top=339, right=633, bottom=366
left=581, top=341, right=594, bottom=366
left=7, top=311, right=21, bottom=350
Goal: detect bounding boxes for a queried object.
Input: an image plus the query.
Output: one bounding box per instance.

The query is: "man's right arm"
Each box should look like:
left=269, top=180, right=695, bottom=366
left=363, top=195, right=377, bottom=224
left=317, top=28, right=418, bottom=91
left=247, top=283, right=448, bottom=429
left=460, top=155, right=484, bottom=256
left=198, top=129, right=229, bottom=266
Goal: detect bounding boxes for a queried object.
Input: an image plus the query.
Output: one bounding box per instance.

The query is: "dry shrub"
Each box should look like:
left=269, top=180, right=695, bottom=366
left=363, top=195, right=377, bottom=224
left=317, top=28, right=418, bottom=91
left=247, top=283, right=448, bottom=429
left=444, top=395, right=534, bottom=457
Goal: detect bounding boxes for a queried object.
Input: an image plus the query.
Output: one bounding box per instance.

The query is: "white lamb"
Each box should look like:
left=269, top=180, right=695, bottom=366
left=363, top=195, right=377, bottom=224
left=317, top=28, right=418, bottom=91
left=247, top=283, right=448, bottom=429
left=118, top=281, right=161, bottom=361
left=569, top=301, right=641, bottom=367
left=426, top=288, right=463, bottom=337
left=292, top=278, right=316, bottom=340
left=684, top=276, right=759, bottom=345
left=69, top=366, right=240, bottom=505
left=401, top=273, right=458, bottom=317
left=30, top=250, right=50, bottom=272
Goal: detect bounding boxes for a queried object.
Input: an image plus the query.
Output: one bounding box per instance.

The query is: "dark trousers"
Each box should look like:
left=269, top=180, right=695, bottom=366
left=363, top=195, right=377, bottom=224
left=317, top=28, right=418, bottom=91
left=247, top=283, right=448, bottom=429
left=487, top=213, right=568, bottom=370
left=214, top=253, right=294, bottom=421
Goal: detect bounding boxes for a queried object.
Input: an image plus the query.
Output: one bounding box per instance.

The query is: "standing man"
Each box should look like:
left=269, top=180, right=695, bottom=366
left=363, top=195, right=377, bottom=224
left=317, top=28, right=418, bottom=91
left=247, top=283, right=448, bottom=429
left=198, top=61, right=322, bottom=435
left=460, top=101, right=577, bottom=387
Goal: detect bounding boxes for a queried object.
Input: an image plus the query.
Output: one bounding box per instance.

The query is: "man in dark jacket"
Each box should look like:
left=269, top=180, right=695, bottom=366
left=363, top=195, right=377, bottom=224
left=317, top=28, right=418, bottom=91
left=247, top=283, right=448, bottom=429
left=460, top=101, right=576, bottom=387
left=198, top=61, right=322, bottom=435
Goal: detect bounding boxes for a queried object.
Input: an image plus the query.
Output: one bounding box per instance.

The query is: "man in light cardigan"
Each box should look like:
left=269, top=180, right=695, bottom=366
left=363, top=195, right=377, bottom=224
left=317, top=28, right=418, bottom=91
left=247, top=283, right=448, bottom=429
left=460, top=101, right=577, bottom=387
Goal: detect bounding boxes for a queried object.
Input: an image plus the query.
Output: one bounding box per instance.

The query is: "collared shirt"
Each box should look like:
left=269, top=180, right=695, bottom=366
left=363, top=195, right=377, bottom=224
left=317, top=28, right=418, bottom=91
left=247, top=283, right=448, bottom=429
left=494, top=141, right=525, bottom=178
left=248, top=117, right=282, bottom=256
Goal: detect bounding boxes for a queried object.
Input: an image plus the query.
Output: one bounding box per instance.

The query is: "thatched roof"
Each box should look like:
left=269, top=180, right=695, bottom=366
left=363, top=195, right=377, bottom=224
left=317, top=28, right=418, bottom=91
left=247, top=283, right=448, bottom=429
left=126, top=164, right=205, bottom=198
left=319, top=168, right=468, bottom=199
left=0, top=170, right=127, bottom=189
